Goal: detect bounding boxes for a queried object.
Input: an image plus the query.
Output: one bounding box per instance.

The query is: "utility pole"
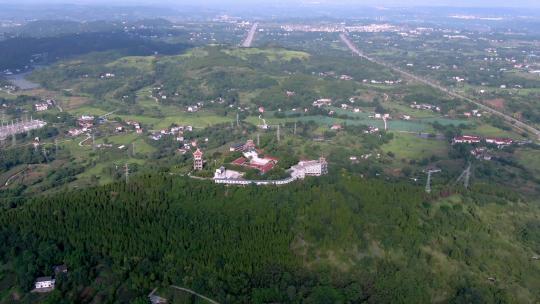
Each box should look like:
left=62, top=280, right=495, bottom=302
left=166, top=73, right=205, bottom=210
left=132, top=142, right=135, bottom=157
left=257, top=133, right=260, bottom=146
left=276, top=124, right=280, bottom=143
left=125, top=163, right=129, bottom=184
left=294, top=122, right=297, bottom=135
left=42, top=146, right=49, bottom=163
left=92, top=133, right=95, bottom=151
left=236, top=112, right=240, bottom=128
left=12, top=133, right=16, bottom=147
left=55, top=139, right=58, bottom=154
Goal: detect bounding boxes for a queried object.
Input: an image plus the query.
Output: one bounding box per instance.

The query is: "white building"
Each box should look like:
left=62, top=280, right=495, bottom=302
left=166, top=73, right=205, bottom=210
left=291, top=157, right=328, bottom=179
left=214, top=167, right=244, bottom=180
left=35, top=277, right=55, bottom=290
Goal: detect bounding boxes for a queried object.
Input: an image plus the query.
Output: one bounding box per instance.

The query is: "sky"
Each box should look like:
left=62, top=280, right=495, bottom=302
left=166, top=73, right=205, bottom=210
left=2, top=0, right=539, bottom=7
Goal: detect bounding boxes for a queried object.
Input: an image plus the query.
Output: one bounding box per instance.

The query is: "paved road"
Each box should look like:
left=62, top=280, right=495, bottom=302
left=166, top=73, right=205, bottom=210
left=339, top=33, right=540, bottom=140
left=241, top=23, right=258, bottom=47
left=170, top=285, right=220, bottom=304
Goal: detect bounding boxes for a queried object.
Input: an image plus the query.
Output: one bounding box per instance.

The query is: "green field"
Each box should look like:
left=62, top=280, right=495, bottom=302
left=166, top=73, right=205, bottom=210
left=381, top=132, right=448, bottom=160
left=516, top=148, right=540, bottom=176
left=222, top=48, right=310, bottom=61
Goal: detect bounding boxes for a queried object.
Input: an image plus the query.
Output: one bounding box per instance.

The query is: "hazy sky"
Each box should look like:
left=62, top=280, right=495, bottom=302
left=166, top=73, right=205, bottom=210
left=2, top=0, right=539, bottom=7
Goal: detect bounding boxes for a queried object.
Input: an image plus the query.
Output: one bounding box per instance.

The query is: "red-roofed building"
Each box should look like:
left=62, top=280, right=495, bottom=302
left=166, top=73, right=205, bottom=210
left=231, top=151, right=278, bottom=174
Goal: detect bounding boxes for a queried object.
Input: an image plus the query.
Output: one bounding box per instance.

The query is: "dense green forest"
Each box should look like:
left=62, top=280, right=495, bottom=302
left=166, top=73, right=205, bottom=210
left=0, top=32, right=191, bottom=70
left=0, top=173, right=539, bottom=303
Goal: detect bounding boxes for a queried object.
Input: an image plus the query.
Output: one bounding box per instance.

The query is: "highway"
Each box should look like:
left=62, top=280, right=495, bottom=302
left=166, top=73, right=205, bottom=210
left=241, top=23, right=258, bottom=48
left=339, top=33, right=540, bottom=140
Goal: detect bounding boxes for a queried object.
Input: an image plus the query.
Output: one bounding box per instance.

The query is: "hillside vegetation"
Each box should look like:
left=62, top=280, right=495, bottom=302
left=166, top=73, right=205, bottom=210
left=0, top=174, right=539, bottom=303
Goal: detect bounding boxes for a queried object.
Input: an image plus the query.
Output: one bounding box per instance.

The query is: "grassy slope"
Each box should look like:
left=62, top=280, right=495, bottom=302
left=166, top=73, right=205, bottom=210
left=381, top=132, right=448, bottom=160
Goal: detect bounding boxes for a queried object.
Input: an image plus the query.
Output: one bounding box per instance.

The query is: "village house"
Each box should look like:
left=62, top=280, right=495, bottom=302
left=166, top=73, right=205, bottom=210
left=78, top=115, right=95, bottom=128
left=68, top=129, right=84, bottom=137
left=485, top=137, right=513, bottom=147
left=364, top=126, right=379, bottom=134
left=312, top=98, right=333, bottom=108
left=330, top=124, right=343, bottom=131
left=34, top=277, right=55, bottom=291
left=34, top=103, right=49, bottom=112
left=453, top=135, right=482, bottom=144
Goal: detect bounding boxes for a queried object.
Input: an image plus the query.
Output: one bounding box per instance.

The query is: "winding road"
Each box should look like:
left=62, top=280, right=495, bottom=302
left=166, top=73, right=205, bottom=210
left=339, top=33, right=540, bottom=140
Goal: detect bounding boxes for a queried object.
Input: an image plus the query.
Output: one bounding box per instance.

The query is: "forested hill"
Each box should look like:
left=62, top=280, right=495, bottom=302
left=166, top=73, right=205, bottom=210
left=0, top=32, right=191, bottom=70
left=0, top=174, right=539, bottom=303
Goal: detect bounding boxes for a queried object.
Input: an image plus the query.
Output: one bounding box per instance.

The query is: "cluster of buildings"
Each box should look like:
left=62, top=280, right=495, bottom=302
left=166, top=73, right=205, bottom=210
left=312, top=98, right=333, bottom=108
left=99, top=73, right=115, bottom=79
left=33, top=99, right=55, bottom=112
left=126, top=120, right=143, bottom=134
left=463, top=109, right=482, bottom=118
left=452, top=135, right=514, bottom=147
left=410, top=102, right=441, bottom=112
left=280, top=23, right=399, bottom=33
left=150, top=125, right=193, bottom=141
left=362, top=79, right=402, bottom=85
left=205, top=139, right=329, bottom=185
left=213, top=156, right=328, bottom=186
left=68, top=115, right=95, bottom=136
left=231, top=144, right=279, bottom=174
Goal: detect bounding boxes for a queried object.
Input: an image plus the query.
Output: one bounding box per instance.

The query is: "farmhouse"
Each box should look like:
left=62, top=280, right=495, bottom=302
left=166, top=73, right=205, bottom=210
left=34, top=277, right=55, bottom=291
left=78, top=115, right=95, bottom=128
left=485, top=137, right=513, bottom=147
left=312, top=98, right=333, bottom=108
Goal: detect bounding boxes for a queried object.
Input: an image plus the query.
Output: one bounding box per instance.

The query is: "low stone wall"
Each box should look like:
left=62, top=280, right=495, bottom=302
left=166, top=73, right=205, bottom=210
left=214, top=176, right=298, bottom=186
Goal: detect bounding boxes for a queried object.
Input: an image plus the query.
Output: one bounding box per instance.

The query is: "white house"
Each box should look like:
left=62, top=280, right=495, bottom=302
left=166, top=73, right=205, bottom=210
left=35, top=277, right=55, bottom=290
left=291, top=157, right=328, bottom=179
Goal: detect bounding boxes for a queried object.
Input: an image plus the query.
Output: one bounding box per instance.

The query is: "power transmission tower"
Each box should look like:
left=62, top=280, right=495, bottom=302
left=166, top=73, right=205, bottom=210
left=236, top=112, right=240, bottom=128
left=425, top=168, right=441, bottom=193
left=12, top=134, right=16, bottom=147
left=455, top=163, right=472, bottom=189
